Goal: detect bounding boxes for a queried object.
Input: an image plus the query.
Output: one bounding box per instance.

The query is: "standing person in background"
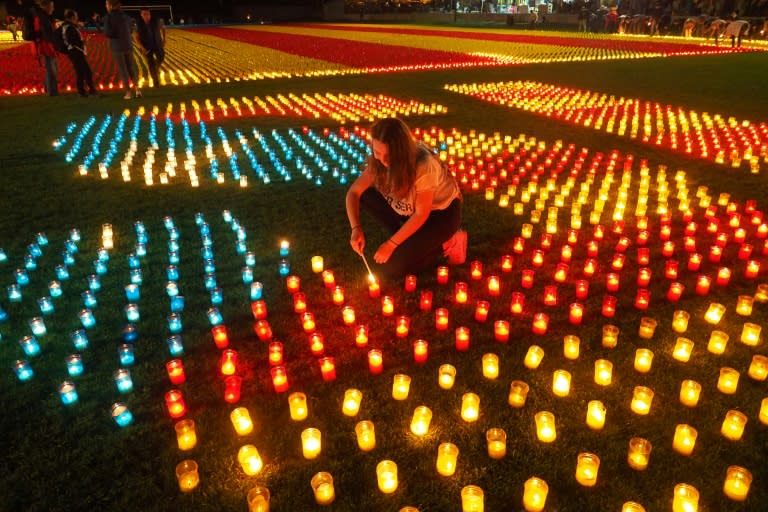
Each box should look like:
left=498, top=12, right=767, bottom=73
left=134, top=8, right=166, bottom=88
left=61, top=9, right=98, bottom=97
left=719, top=19, right=749, bottom=47
left=103, top=0, right=139, bottom=99
left=34, top=0, right=58, bottom=96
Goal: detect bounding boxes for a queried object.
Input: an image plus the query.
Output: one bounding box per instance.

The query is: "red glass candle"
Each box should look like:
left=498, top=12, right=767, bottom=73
left=271, top=366, right=289, bottom=393
left=707, top=218, right=720, bottom=233
left=663, top=241, right=675, bottom=258
left=561, top=245, right=573, bottom=263
left=165, top=389, right=187, bottom=419
left=637, top=268, right=652, bottom=287
left=302, top=312, right=316, bottom=333
left=709, top=245, right=722, bottom=263
left=738, top=244, right=753, bottom=260
left=611, top=220, right=625, bottom=235
left=494, top=320, right=510, bottom=342
left=734, top=228, right=746, bottom=244
left=513, top=237, right=525, bottom=254
left=567, top=229, right=579, bottom=244
left=224, top=375, right=242, bottom=404
left=322, top=270, right=335, bottom=289
left=381, top=296, right=394, bottom=316
left=532, top=250, right=545, bottom=268
left=508, top=292, right=524, bottom=315
left=319, top=357, right=336, bottom=382
left=342, top=306, right=356, bottom=325
left=254, top=320, right=272, bottom=341
left=757, top=223, right=768, bottom=239
left=543, top=285, right=558, bottom=306
left=635, top=289, right=650, bottom=310
left=684, top=222, right=697, bottom=236
left=485, top=275, right=500, bottom=296
left=436, top=266, right=449, bottom=285
left=332, top=286, right=345, bottom=306
left=587, top=241, right=599, bottom=258
left=532, top=313, right=549, bottom=335
left=501, top=254, right=514, bottom=272
left=470, top=260, right=483, bottom=280
left=251, top=300, right=268, bottom=320
left=715, top=232, right=729, bottom=248
left=729, top=213, right=741, bottom=228
left=211, top=325, right=229, bottom=349
left=309, top=333, right=325, bottom=356
left=683, top=236, right=696, bottom=253
left=293, top=292, right=307, bottom=314
left=665, top=260, right=679, bottom=280
left=602, top=295, right=617, bottom=317
left=220, top=349, right=237, bottom=376
left=575, top=280, right=589, bottom=300
left=696, top=275, right=711, bottom=295
left=404, top=274, right=417, bottom=292
left=660, top=224, right=672, bottom=241
left=606, top=273, right=620, bottom=292
left=615, top=237, right=630, bottom=252
left=435, top=308, right=449, bottom=331
left=413, top=340, right=429, bottom=364
left=268, top=342, right=283, bottom=366
left=583, top=259, right=597, bottom=277
left=688, top=253, right=702, bottom=271
left=522, top=269, right=535, bottom=289
left=717, top=267, right=731, bottom=286
left=395, top=316, right=410, bottom=338
left=368, top=349, right=383, bottom=375
left=455, top=327, right=470, bottom=351
left=286, top=275, right=301, bottom=294
left=553, top=264, right=568, bottom=283
left=419, top=290, right=433, bottom=311
left=569, top=303, right=584, bottom=325
left=745, top=260, right=760, bottom=279
left=540, top=233, right=552, bottom=250
left=454, top=282, right=469, bottom=304
left=593, top=225, right=605, bottom=240
left=166, top=359, right=186, bottom=385
left=355, top=325, right=368, bottom=347
left=636, top=230, right=649, bottom=246
left=368, top=278, right=381, bottom=298
left=475, top=301, right=490, bottom=322
left=667, top=282, right=684, bottom=301
left=636, top=216, right=648, bottom=230
left=611, top=253, right=626, bottom=271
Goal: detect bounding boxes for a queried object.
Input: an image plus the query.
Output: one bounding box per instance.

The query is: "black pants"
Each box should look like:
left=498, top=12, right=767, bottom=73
left=145, top=48, right=164, bottom=86
left=67, top=50, right=95, bottom=96
left=360, top=188, right=461, bottom=279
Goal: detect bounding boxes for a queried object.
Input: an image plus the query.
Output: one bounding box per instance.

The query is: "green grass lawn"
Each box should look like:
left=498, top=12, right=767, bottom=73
left=0, top=49, right=767, bottom=512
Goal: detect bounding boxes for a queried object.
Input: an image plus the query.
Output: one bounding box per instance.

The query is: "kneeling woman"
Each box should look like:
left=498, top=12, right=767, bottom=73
left=346, top=118, right=466, bottom=280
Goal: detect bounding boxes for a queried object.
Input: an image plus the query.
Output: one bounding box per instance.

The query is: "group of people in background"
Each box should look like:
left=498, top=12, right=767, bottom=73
left=9, top=0, right=165, bottom=98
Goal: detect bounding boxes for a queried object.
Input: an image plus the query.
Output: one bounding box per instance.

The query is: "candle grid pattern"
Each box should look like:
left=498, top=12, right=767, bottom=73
left=445, top=80, right=768, bottom=173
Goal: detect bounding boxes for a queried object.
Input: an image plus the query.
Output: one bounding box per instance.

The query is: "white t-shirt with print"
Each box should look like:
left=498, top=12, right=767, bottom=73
left=379, top=153, right=460, bottom=217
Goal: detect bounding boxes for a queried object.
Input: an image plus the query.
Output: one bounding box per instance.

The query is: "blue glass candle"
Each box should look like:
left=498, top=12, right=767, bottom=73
left=15, top=269, right=30, bottom=286
left=127, top=254, right=140, bottom=269
left=58, top=381, right=78, bottom=405
left=13, top=360, right=34, bottom=381
left=166, top=282, right=179, bottom=297
left=38, top=296, right=54, bottom=315
left=81, top=291, right=97, bottom=308
left=122, top=324, right=138, bottom=343
left=203, top=259, right=216, bottom=273
left=168, top=313, right=183, bottom=333
left=114, top=369, right=133, bottom=393
left=55, top=265, right=70, bottom=280
left=135, top=242, right=147, bottom=256
left=36, top=232, right=48, bottom=246
left=278, top=259, right=290, bottom=277
left=168, top=240, right=180, bottom=253
left=7, top=285, right=21, bottom=302
left=124, top=304, right=140, bottom=322
left=87, top=275, right=101, bottom=291
left=118, top=344, right=135, bottom=366
left=29, top=317, right=47, bottom=336
left=170, top=295, right=185, bottom=313
left=210, top=287, right=223, bottom=305
left=236, top=241, right=247, bottom=255
left=70, top=329, right=89, bottom=350
left=69, top=228, right=81, bottom=242
left=168, top=251, right=180, bottom=265
left=24, top=256, right=37, bottom=270
left=201, top=247, right=214, bottom=260
left=65, top=354, right=84, bottom=377
left=97, top=248, right=109, bottom=262
left=29, top=243, right=42, bottom=256
left=94, top=260, right=108, bottom=275
left=195, top=212, right=205, bottom=225
left=199, top=223, right=210, bottom=236
left=166, top=266, right=179, bottom=281
left=163, top=216, right=175, bottom=230
left=236, top=228, right=247, bottom=242
left=79, top=309, right=96, bottom=329
left=201, top=236, right=212, bottom=248
left=65, top=240, right=78, bottom=254
left=279, top=240, right=290, bottom=257
left=245, top=252, right=256, bottom=266
left=0, top=304, right=7, bottom=322
left=111, top=402, right=133, bottom=427
left=204, top=274, right=217, bottom=291
left=49, top=280, right=62, bottom=298
left=129, top=269, right=143, bottom=285
left=19, top=335, right=40, bottom=357
left=62, top=251, right=75, bottom=266
left=135, top=221, right=146, bottom=234
left=166, top=335, right=184, bottom=356
left=125, top=284, right=140, bottom=302
left=169, top=228, right=179, bottom=241
left=222, top=210, right=232, bottom=223
left=250, top=282, right=263, bottom=301
left=0, top=249, right=7, bottom=262
left=206, top=307, right=223, bottom=326
left=242, top=267, right=254, bottom=284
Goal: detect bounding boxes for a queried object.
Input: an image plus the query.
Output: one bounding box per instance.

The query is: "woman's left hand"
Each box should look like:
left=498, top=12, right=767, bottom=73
left=374, top=240, right=396, bottom=264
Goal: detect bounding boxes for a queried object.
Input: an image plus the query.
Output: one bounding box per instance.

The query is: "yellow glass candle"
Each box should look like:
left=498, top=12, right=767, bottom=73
left=522, top=477, right=548, bottom=512
left=486, top=428, right=506, bottom=459
left=634, top=349, right=654, bottom=373
left=627, top=437, right=652, bottom=471
left=238, top=444, right=263, bottom=476
left=461, top=485, right=484, bottom=512
left=311, top=256, right=324, bottom=273
left=436, top=442, right=459, bottom=476
left=482, top=353, right=499, bottom=379
left=461, top=393, right=480, bottom=422
left=672, top=310, right=690, bottom=333
left=741, top=323, right=761, bottom=346
left=534, top=411, right=556, bottom=443
left=392, top=374, right=411, bottom=400
left=673, top=483, right=699, bottom=512
left=552, top=370, right=571, bottom=397
left=708, top=330, right=729, bottom=354
left=679, top=380, right=702, bottom=407
left=721, top=410, right=747, bottom=440
left=575, top=452, right=600, bottom=487
left=410, top=406, right=432, bottom=436
left=602, top=324, right=619, bottom=348
left=563, top=335, right=580, bottom=360
left=438, top=364, right=456, bottom=390
left=760, top=398, right=768, bottom=425
left=524, top=345, right=545, bottom=369
left=718, top=367, right=740, bottom=394
left=311, top=472, right=335, bottom=506
left=638, top=317, right=657, bottom=339
left=736, top=295, right=754, bottom=316
left=399, top=508, right=419, bottom=512
left=376, top=460, right=398, bottom=494
left=723, top=465, right=752, bottom=501
left=755, top=283, right=768, bottom=302
left=230, top=407, right=254, bottom=436
left=508, top=380, right=529, bottom=408
left=355, top=420, right=376, bottom=451
left=621, top=502, right=646, bottom=512
left=301, top=428, right=322, bottom=459
left=705, top=303, right=726, bottom=324
left=175, top=419, right=197, bottom=451
left=672, top=337, right=694, bottom=362
left=594, top=359, right=613, bottom=386
left=586, top=400, right=606, bottom=431
left=631, top=386, right=654, bottom=415
left=247, top=486, right=270, bottom=512
left=748, top=355, right=768, bottom=381
left=342, top=388, right=363, bottom=417
left=673, top=424, right=697, bottom=455
left=288, top=392, right=308, bottom=421
left=175, top=459, right=199, bottom=492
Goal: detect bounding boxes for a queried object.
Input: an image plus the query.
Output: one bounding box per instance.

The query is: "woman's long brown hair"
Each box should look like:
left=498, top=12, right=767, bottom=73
left=368, top=118, right=418, bottom=198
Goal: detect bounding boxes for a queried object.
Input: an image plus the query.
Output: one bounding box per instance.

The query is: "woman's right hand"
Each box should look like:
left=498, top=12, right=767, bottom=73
left=350, top=227, right=365, bottom=255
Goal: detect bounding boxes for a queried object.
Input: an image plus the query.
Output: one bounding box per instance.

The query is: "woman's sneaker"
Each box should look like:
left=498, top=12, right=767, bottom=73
left=443, top=229, right=467, bottom=265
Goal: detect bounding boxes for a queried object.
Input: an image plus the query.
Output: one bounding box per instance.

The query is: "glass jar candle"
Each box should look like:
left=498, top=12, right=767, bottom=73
left=740, top=323, right=761, bottom=346
left=376, top=460, right=398, bottom=493
left=301, top=428, right=322, bottom=459
left=311, top=472, right=335, bottom=506
left=575, top=453, right=600, bottom=487
left=486, top=428, right=506, bottom=459
left=438, top=364, right=456, bottom=390
left=534, top=411, right=556, bottom=443
left=708, top=330, right=729, bottom=354
left=721, top=410, right=747, bottom=440
left=748, top=355, right=768, bottom=381
left=672, top=310, right=690, bottom=333
left=523, top=477, right=548, bottom=512
left=638, top=317, right=657, bottom=339
left=672, top=424, right=697, bottom=455
left=627, top=437, right=652, bottom=471
left=704, top=303, right=726, bottom=324
left=679, top=380, right=702, bottom=407
left=175, top=419, right=197, bottom=450
left=436, top=442, right=459, bottom=476
left=461, top=485, right=484, bottom=512
left=631, top=386, right=654, bottom=415
left=552, top=370, right=571, bottom=397
left=342, top=389, right=362, bottom=417
left=175, top=460, right=199, bottom=493
left=238, top=445, right=263, bottom=476
left=288, top=392, right=308, bottom=421
left=230, top=407, right=254, bottom=436
left=672, top=337, right=694, bottom=362
left=461, top=393, right=480, bottom=422
left=392, top=374, right=411, bottom=400
left=355, top=420, right=376, bottom=452
left=586, top=400, right=606, bottom=430
left=602, top=324, right=619, bottom=348
left=717, top=367, right=740, bottom=394
left=594, top=359, right=613, bottom=386
left=563, top=335, right=580, bottom=360
left=247, top=486, right=270, bottom=512
left=634, top=349, right=654, bottom=373
left=723, top=465, right=752, bottom=501
left=482, top=353, right=499, bottom=379
left=672, top=484, right=699, bottom=512
left=524, top=345, right=544, bottom=370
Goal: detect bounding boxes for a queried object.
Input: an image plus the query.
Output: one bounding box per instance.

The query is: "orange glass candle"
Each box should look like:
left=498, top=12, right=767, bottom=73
left=741, top=323, right=761, bottom=346
left=673, top=424, right=697, bottom=455
left=302, top=312, right=316, bottom=333
left=672, top=337, right=694, bottom=362
left=721, top=410, right=747, bottom=440
left=602, top=324, right=619, bottom=348
left=331, top=286, right=345, bottom=306
left=461, top=392, right=480, bottom=422
left=534, top=412, right=556, bottom=442
left=717, top=367, right=739, bottom=394
left=395, top=316, right=410, bottom=338
left=342, top=306, right=356, bottom=326
left=634, top=349, right=654, bottom=373
left=638, top=317, right=657, bottom=339
left=165, top=389, right=187, bottom=419
left=438, top=364, right=457, bottom=390
left=673, top=484, right=699, bottom=512
left=594, top=359, right=613, bottom=386
left=575, top=453, right=600, bottom=487
left=321, top=270, right=335, bottom=288
left=230, top=407, right=254, bottom=435
left=552, top=370, right=571, bottom=397
left=627, top=437, right=652, bottom=471
left=586, top=400, right=606, bottom=430
left=508, top=380, right=529, bottom=408
left=392, top=374, right=411, bottom=400
left=563, top=335, right=580, bottom=360
left=708, top=330, right=729, bottom=354
left=723, top=466, right=752, bottom=501
left=748, top=355, right=768, bottom=381
left=175, top=419, right=197, bottom=450
left=220, top=349, right=237, bottom=376
left=631, top=386, right=654, bottom=415
left=288, top=392, right=308, bottom=421
left=355, top=325, right=368, bottom=347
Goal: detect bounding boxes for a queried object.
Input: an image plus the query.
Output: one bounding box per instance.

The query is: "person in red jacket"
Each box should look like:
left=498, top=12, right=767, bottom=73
left=34, top=0, right=58, bottom=96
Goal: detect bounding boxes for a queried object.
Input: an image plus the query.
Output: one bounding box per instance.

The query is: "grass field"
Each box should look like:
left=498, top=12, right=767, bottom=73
left=0, top=24, right=767, bottom=512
